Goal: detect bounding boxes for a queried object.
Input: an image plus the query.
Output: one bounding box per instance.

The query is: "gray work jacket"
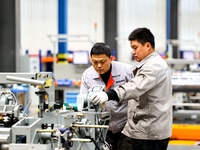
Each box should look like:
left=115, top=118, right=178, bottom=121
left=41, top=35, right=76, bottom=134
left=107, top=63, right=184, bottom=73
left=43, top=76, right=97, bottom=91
left=114, top=51, right=172, bottom=139
left=80, top=61, right=134, bottom=133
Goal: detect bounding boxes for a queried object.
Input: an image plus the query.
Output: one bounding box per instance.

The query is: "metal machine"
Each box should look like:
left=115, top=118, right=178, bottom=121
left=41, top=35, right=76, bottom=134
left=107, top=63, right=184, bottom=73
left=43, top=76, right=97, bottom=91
left=170, top=72, right=200, bottom=146
left=172, top=72, right=200, bottom=124
left=0, top=72, right=110, bottom=150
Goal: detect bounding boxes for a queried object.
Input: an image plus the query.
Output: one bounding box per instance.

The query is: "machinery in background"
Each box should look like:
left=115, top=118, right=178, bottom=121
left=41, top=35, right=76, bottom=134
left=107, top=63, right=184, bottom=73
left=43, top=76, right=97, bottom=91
left=0, top=88, right=23, bottom=150
left=172, top=72, right=200, bottom=123
left=0, top=88, right=22, bottom=127
left=170, top=72, right=200, bottom=146
left=0, top=72, right=110, bottom=150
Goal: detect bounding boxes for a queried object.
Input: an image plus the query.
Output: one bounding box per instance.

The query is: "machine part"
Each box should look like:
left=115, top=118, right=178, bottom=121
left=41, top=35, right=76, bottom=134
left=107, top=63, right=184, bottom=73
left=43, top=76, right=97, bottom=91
left=42, top=123, right=54, bottom=129
left=64, top=102, right=78, bottom=111
left=0, top=128, right=11, bottom=143
left=6, top=76, right=45, bottom=86
left=23, top=99, right=32, bottom=118
left=73, top=124, right=109, bottom=129
left=0, top=144, right=9, bottom=150
left=11, top=117, right=44, bottom=143
left=58, top=127, right=74, bottom=149
left=0, top=90, right=17, bottom=105
left=85, top=136, right=101, bottom=150
left=3, top=72, right=55, bottom=110
left=76, top=85, right=106, bottom=112
left=0, top=105, right=21, bottom=127
left=173, top=109, right=200, bottom=124
left=171, top=124, right=200, bottom=140
left=0, top=73, right=111, bottom=150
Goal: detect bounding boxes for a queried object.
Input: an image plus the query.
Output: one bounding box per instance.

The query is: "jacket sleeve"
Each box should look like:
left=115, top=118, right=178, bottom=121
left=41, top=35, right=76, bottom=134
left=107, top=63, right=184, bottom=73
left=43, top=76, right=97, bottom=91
left=114, top=66, right=157, bottom=103
left=106, top=89, right=119, bottom=101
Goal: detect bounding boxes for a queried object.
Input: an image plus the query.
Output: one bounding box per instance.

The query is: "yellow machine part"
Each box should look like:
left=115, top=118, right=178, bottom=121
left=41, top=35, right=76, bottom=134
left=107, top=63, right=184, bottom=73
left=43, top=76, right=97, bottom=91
left=170, top=124, right=200, bottom=145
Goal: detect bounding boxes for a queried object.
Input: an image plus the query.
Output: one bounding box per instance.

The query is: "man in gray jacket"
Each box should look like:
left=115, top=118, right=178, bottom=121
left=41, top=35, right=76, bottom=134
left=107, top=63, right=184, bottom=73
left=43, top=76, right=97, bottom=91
left=91, top=28, right=172, bottom=150
left=80, top=42, right=134, bottom=150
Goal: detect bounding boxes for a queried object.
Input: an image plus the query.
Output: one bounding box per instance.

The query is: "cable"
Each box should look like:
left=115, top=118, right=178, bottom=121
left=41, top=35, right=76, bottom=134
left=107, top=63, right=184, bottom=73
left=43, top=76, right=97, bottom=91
left=10, top=92, right=18, bottom=105
left=23, top=99, right=32, bottom=118
left=95, top=131, right=112, bottom=150
left=85, top=136, right=101, bottom=150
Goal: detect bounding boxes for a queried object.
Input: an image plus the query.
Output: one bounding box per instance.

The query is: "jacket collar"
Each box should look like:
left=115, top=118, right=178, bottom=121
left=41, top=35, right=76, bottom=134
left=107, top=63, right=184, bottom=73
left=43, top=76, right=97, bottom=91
left=136, top=51, right=157, bottom=69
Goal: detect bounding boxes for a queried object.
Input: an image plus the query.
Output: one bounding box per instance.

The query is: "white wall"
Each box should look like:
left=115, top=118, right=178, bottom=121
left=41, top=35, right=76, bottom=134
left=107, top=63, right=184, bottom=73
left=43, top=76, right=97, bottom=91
left=20, top=0, right=58, bottom=56
left=178, top=0, right=200, bottom=52
left=20, top=0, right=104, bottom=56
left=20, top=0, right=200, bottom=61
left=117, top=0, right=166, bottom=63
left=67, top=0, right=104, bottom=51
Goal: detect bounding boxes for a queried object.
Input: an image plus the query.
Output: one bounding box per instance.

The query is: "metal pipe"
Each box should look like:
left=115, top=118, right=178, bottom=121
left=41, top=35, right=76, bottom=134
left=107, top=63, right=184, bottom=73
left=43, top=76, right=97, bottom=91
left=71, top=138, right=91, bottom=142
left=0, top=135, right=9, bottom=143
left=37, top=129, right=56, bottom=133
left=73, top=124, right=109, bottom=128
left=6, top=76, right=45, bottom=85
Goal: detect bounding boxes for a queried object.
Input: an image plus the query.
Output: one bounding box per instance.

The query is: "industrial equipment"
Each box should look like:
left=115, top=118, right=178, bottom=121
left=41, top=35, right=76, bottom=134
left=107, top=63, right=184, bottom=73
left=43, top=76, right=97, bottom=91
left=0, top=72, right=110, bottom=150
left=170, top=72, right=200, bottom=146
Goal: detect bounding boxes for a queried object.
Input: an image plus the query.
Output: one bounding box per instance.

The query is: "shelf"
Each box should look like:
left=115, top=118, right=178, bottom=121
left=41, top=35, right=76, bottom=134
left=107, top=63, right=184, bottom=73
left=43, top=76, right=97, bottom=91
left=41, top=57, right=58, bottom=63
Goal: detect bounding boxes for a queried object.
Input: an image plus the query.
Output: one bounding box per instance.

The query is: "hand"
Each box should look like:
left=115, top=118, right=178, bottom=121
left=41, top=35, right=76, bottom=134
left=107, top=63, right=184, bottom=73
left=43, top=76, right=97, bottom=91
left=91, top=92, right=108, bottom=105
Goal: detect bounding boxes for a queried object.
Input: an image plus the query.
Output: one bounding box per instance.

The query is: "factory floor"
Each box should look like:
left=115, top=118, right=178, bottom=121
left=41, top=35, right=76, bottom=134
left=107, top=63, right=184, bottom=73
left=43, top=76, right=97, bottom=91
left=168, top=145, right=200, bottom=150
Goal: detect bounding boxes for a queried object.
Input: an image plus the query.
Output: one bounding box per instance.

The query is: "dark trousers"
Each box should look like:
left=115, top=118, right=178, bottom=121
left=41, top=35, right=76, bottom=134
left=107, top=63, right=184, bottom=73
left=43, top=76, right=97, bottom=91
left=131, top=138, right=170, bottom=150
left=106, top=130, right=132, bottom=150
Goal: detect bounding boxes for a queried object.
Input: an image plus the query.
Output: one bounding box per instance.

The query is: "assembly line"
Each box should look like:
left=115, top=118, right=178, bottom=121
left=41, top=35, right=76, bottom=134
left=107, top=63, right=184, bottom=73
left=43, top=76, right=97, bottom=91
left=0, top=72, right=200, bottom=150
left=1, top=71, right=200, bottom=150
left=0, top=72, right=110, bottom=150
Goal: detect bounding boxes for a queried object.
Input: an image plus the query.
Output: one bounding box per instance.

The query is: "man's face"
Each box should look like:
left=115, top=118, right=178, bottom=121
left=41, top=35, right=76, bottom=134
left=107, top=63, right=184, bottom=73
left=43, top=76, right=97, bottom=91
left=130, top=40, right=151, bottom=62
left=91, top=54, right=112, bottom=75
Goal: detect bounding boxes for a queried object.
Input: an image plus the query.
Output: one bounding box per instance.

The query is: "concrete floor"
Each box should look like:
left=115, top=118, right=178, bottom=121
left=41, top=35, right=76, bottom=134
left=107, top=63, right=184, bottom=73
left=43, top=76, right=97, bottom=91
left=168, top=145, right=200, bottom=150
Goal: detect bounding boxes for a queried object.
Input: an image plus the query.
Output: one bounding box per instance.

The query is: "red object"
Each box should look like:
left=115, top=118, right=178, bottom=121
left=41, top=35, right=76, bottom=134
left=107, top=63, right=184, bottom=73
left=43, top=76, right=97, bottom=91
left=94, top=23, right=97, bottom=29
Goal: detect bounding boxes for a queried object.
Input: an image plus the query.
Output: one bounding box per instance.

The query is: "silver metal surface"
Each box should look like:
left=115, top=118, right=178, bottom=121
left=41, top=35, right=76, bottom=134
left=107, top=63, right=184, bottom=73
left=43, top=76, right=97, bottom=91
left=6, top=76, right=45, bottom=86
left=0, top=74, right=109, bottom=150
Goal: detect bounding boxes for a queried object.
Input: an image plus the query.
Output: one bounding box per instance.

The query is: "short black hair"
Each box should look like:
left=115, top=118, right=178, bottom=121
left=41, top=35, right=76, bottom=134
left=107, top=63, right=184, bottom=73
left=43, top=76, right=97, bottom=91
left=128, top=27, right=155, bottom=49
left=90, top=42, right=111, bottom=57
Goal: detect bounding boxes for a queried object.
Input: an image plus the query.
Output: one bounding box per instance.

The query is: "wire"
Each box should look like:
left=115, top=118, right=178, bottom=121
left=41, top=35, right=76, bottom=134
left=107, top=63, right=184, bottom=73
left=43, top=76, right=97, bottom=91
left=95, top=130, right=112, bottom=150
left=23, top=99, right=32, bottom=118
left=10, top=92, right=18, bottom=105
left=85, top=136, right=101, bottom=150
left=94, top=111, right=112, bottom=150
